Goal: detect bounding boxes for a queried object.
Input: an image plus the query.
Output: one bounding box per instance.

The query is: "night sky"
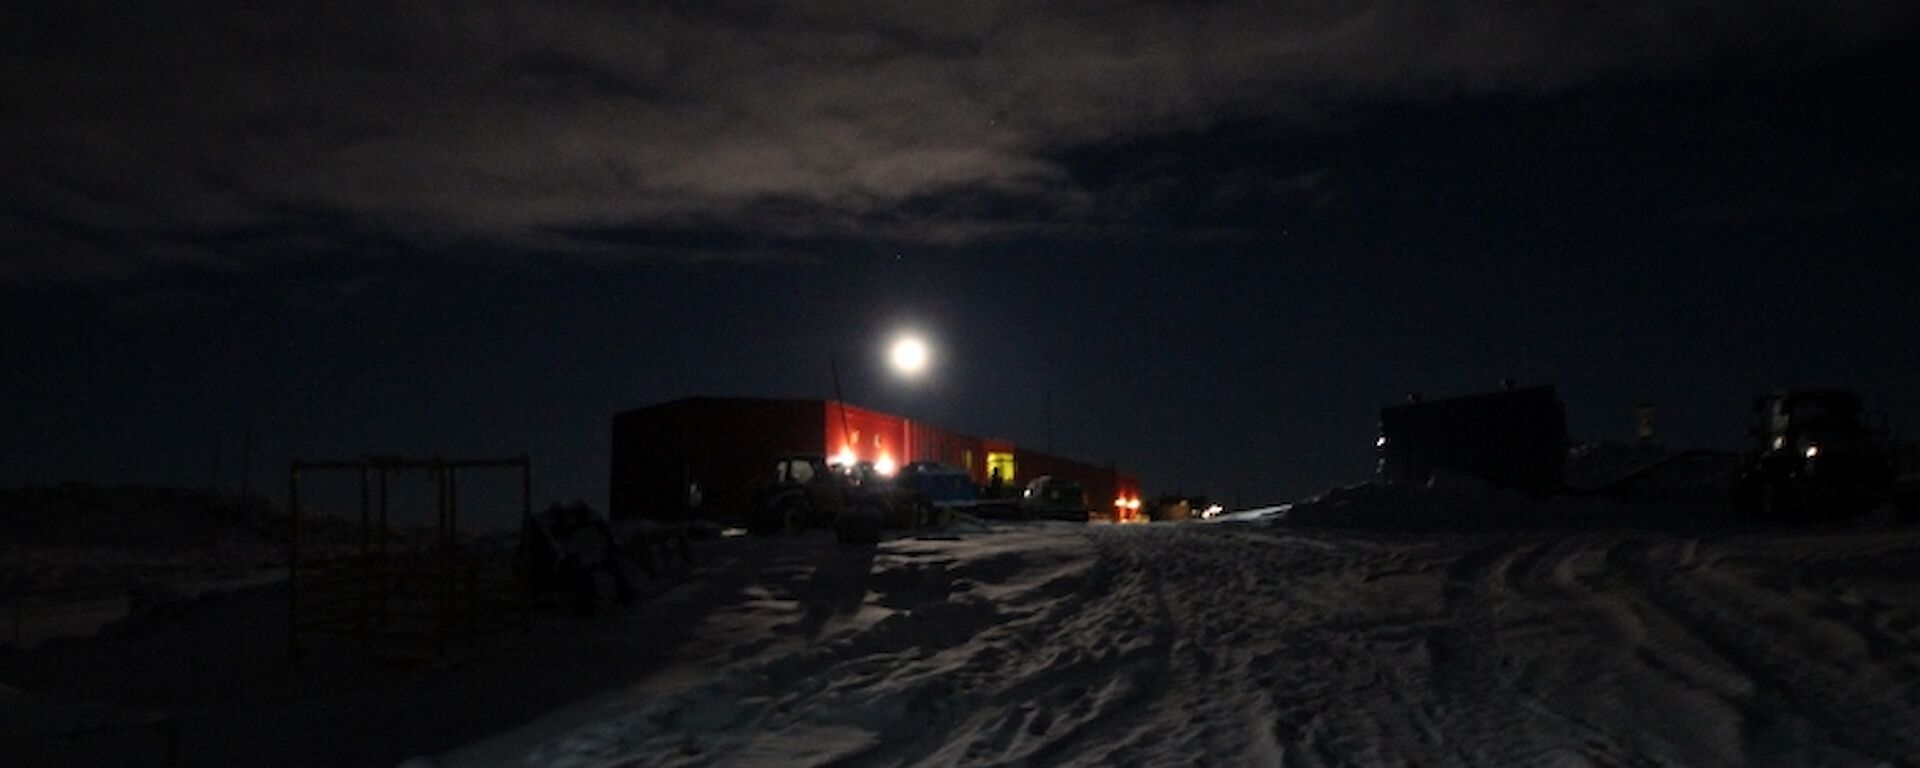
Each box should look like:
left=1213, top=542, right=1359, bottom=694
left=5, top=3, right=1919, bottom=521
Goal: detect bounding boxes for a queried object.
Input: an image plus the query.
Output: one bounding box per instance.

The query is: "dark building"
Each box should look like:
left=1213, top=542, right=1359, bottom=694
left=1376, top=385, right=1568, bottom=495
left=611, top=397, right=1139, bottom=522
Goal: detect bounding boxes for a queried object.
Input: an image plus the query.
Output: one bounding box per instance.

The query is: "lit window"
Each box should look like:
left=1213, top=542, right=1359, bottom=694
left=987, top=452, right=1016, bottom=484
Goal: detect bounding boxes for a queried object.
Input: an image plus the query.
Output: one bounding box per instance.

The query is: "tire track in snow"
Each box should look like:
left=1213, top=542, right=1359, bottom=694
left=1009, top=529, right=1178, bottom=766
left=810, top=529, right=1126, bottom=768
left=1614, top=537, right=1920, bottom=767
left=1171, top=525, right=1470, bottom=766
left=1436, top=538, right=1657, bottom=768
left=516, top=531, right=1111, bottom=767
left=789, top=526, right=1178, bottom=768
left=466, top=523, right=1920, bottom=768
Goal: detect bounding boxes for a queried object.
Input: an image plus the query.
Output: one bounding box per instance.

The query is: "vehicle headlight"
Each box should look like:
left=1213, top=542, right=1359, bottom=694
left=1804, top=444, right=1820, bottom=459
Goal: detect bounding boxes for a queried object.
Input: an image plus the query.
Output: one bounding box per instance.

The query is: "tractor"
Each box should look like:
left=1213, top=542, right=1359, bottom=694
left=748, top=454, right=926, bottom=541
left=1731, top=389, right=1898, bottom=521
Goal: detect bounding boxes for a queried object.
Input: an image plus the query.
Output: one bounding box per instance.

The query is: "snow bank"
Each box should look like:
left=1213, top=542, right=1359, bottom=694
left=1, top=485, right=294, bottom=650
left=1277, top=476, right=1630, bottom=530
left=10, top=488, right=1917, bottom=767
left=1280, top=443, right=1740, bottom=531
left=430, top=519, right=1920, bottom=767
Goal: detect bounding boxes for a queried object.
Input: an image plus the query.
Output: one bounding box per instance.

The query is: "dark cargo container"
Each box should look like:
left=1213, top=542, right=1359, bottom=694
left=611, top=398, right=824, bottom=522
left=1377, top=386, right=1568, bottom=495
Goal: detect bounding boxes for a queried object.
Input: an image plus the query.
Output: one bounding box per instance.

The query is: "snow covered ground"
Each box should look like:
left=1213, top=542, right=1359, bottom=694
left=427, top=514, right=1920, bottom=767
left=6, top=485, right=1918, bottom=767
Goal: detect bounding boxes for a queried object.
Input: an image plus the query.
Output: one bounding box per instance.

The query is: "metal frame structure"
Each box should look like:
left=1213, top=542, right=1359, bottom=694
left=287, top=456, right=530, bottom=660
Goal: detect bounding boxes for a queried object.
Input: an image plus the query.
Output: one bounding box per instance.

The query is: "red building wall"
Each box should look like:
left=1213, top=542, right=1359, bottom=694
left=612, top=397, right=1138, bottom=522
left=907, top=420, right=984, bottom=474
left=824, top=401, right=992, bottom=476
left=823, top=401, right=908, bottom=471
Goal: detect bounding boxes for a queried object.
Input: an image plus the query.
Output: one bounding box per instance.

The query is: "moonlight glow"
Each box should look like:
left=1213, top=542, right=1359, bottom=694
left=889, top=335, right=930, bottom=377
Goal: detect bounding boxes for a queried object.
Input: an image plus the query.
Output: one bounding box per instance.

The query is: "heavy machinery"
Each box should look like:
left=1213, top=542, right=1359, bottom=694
left=748, top=454, right=930, bottom=541
left=1731, top=389, right=1898, bottom=521
left=750, top=454, right=849, bottom=535
left=1020, top=475, right=1090, bottom=521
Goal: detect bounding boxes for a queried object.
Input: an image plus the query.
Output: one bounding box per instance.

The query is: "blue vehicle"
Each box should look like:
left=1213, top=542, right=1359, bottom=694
left=900, top=462, right=976, bottom=525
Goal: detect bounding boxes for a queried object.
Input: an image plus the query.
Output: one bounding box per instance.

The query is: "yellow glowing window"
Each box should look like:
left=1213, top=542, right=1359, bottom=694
left=962, top=450, right=974, bottom=469
left=986, top=452, right=1016, bottom=484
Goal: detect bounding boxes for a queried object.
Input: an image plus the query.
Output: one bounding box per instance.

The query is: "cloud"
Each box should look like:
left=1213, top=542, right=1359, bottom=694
left=2, top=1, right=1915, bottom=282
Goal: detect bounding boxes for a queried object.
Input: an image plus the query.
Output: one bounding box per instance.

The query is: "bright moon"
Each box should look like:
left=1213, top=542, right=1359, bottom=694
left=889, top=335, right=930, bottom=376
